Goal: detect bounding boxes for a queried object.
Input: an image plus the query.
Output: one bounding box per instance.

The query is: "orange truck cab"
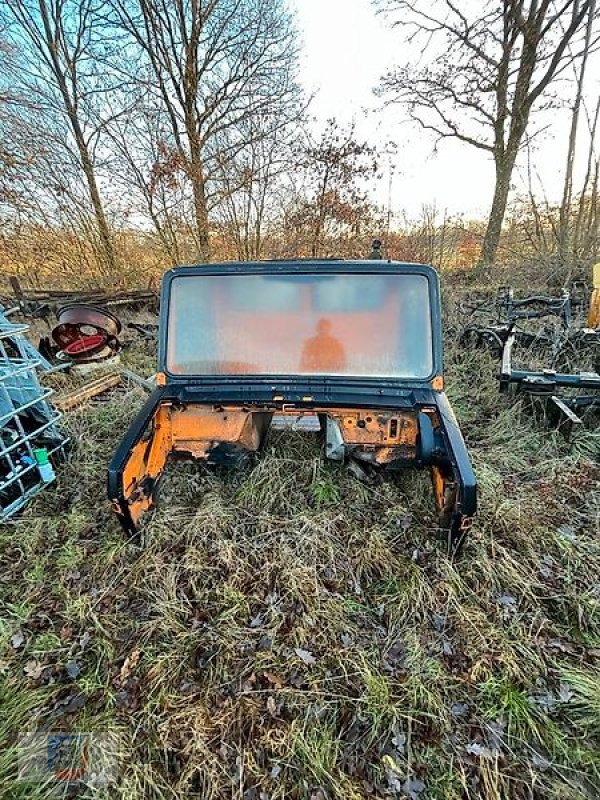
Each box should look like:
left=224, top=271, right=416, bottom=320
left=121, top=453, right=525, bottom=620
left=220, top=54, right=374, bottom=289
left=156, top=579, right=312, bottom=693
left=108, top=260, right=477, bottom=549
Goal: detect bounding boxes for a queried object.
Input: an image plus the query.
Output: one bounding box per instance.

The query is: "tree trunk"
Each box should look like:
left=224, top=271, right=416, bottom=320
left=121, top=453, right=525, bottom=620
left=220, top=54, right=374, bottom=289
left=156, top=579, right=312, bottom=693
left=558, top=0, right=595, bottom=266
left=35, top=0, right=117, bottom=277
left=74, top=125, right=117, bottom=275
left=574, top=96, right=600, bottom=255
left=191, top=170, right=210, bottom=262
left=186, top=119, right=211, bottom=262
left=480, top=151, right=516, bottom=265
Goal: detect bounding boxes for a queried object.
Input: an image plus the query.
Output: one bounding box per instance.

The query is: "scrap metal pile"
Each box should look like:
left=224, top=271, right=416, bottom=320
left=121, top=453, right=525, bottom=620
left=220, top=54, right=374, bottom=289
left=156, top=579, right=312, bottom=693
left=2, top=277, right=158, bottom=318
left=0, top=279, right=160, bottom=521
left=459, top=265, right=600, bottom=430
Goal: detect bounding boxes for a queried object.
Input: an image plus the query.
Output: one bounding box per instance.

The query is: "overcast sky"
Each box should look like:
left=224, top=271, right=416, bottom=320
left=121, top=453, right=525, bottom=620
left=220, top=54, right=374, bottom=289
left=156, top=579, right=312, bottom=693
left=290, top=0, right=599, bottom=222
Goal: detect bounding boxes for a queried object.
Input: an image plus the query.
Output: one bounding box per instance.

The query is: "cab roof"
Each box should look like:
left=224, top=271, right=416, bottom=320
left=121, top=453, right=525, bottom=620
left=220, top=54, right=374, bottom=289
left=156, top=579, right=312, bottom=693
left=166, top=259, right=437, bottom=275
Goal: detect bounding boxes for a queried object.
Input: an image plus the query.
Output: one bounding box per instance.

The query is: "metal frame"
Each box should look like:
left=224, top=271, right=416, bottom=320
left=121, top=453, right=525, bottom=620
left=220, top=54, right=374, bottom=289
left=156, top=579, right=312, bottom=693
left=108, top=260, right=477, bottom=547
left=0, top=310, right=69, bottom=521
left=158, top=260, right=444, bottom=387
left=499, top=324, right=600, bottom=427
left=461, top=277, right=599, bottom=375
left=495, top=286, right=574, bottom=326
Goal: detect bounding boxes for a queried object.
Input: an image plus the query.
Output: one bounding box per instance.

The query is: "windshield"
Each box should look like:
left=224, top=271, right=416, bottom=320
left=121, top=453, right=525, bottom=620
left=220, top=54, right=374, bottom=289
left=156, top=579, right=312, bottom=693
left=166, top=272, right=434, bottom=379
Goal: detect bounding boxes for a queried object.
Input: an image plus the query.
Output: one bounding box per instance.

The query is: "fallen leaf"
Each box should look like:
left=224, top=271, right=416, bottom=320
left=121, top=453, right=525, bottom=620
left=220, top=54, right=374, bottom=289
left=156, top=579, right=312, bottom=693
left=289, top=668, right=306, bottom=689
left=242, top=672, right=257, bottom=692
left=397, top=512, right=413, bottom=531
left=442, top=640, right=454, bottom=656
left=63, top=693, right=87, bottom=714
left=558, top=682, right=573, bottom=702
left=529, top=691, right=556, bottom=712
left=115, top=688, right=131, bottom=708
left=66, top=660, right=81, bottom=679
left=557, top=525, right=576, bottom=542
left=402, top=777, right=426, bottom=799
left=466, top=742, right=493, bottom=758
left=294, top=648, right=316, bottom=666
left=431, top=612, right=446, bottom=632
left=24, top=660, right=43, bottom=679
left=11, top=631, right=25, bottom=649
left=257, top=635, right=272, bottom=651
left=531, top=751, right=551, bottom=771
left=496, top=594, right=517, bottom=608
left=59, top=626, right=73, bottom=643
left=383, top=641, right=405, bottom=672
left=266, top=696, right=278, bottom=716
left=451, top=702, right=469, bottom=718
left=263, top=671, right=284, bottom=689
left=119, top=648, right=141, bottom=683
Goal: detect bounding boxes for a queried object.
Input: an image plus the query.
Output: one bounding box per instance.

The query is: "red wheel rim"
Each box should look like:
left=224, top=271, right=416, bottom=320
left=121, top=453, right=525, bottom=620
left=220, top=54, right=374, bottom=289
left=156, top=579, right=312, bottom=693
left=63, top=333, right=106, bottom=356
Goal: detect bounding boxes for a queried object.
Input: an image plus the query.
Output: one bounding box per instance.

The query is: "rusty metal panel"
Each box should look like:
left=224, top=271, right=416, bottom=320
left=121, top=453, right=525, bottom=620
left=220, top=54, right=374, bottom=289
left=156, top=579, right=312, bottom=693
left=331, top=410, right=418, bottom=448
left=171, top=406, right=272, bottom=456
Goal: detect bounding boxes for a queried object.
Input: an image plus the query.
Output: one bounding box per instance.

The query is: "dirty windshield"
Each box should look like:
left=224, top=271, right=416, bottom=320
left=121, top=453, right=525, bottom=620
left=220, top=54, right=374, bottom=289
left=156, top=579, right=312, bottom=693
left=166, top=272, right=433, bottom=379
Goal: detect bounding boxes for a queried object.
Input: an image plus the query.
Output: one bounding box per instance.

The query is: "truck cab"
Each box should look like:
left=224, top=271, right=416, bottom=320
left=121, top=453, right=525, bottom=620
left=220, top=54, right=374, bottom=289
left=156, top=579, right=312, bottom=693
left=108, top=260, right=477, bottom=548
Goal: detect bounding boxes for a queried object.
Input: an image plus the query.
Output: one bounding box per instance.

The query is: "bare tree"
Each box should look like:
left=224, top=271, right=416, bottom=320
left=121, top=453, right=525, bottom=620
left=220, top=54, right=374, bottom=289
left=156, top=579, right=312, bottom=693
left=297, top=120, right=379, bottom=257
left=2, top=0, right=119, bottom=274
left=104, top=89, right=196, bottom=266
left=214, top=114, right=299, bottom=260
left=572, top=94, right=600, bottom=260
left=377, top=0, right=598, bottom=266
left=108, top=0, right=301, bottom=261
left=558, top=0, right=596, bottom=265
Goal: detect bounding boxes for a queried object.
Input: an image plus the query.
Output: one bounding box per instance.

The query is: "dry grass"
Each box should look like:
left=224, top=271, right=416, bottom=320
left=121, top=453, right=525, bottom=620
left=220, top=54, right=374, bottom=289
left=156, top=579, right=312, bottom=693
left=0, top=279, right=599, bottom=799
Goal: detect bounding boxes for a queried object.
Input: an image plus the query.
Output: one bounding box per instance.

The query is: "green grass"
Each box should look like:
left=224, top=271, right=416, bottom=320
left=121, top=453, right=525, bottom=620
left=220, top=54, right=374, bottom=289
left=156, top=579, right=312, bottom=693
left=0, top=275, right=599, bottom=798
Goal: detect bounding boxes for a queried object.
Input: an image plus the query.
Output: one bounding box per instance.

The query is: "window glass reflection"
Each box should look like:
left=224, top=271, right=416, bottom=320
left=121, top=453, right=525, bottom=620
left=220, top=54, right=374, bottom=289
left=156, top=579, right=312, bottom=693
left=167, top=272, right=433, bottom=379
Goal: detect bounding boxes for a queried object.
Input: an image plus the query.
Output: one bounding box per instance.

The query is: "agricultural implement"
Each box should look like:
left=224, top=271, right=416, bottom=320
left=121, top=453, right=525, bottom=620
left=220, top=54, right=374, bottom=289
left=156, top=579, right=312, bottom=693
left=460, top=264, right=599, bottom=428
left=459, top=283, right=586, bottom=358
left=108, top=260, right=477, bottom=547
left=499, top=265, right=600, bottom=429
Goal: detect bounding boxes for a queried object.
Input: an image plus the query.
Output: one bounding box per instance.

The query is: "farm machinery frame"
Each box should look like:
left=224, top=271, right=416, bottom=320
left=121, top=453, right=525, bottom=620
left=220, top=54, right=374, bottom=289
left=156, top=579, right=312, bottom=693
left=460, top=265, right=600, bottom=428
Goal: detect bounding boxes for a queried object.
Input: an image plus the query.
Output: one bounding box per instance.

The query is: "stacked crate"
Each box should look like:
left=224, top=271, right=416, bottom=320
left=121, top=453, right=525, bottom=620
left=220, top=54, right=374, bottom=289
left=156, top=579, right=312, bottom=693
left=0, top=310, right=69, bottom=520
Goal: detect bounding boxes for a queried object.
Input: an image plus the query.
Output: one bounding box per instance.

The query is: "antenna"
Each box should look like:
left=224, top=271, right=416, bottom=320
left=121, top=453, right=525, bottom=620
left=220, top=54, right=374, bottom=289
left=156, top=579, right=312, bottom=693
left=386, top=159, right=394, bottom=239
